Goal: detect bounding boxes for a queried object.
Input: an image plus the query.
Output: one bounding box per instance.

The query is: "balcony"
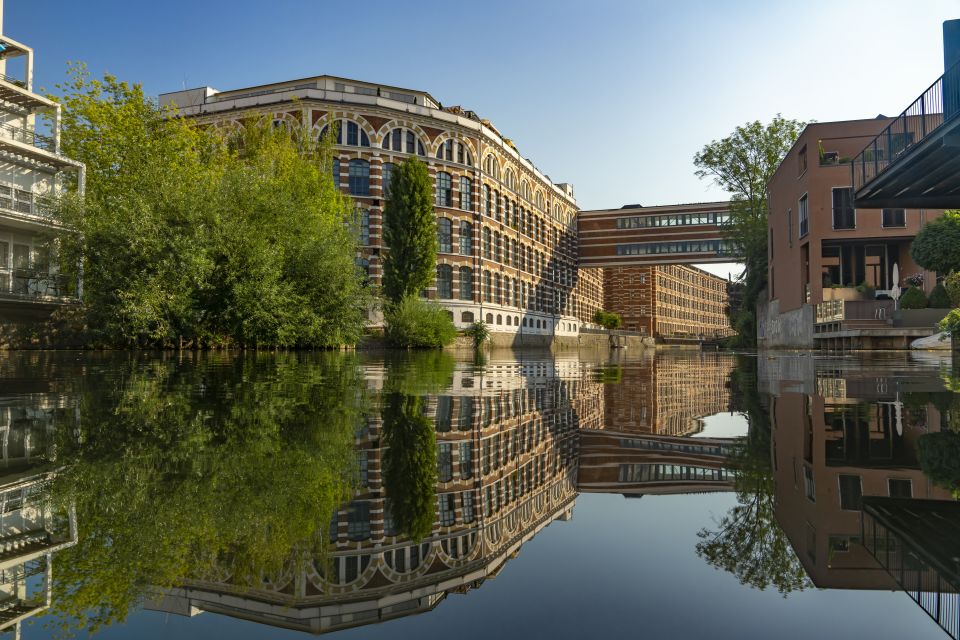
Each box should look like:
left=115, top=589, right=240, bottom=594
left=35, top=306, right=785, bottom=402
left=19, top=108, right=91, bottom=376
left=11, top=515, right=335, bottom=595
left=0, top=123, right=53, bottom=152
left=0, top=185, right=56, bottom=223
left=0, top=269, right=74, bottom=303
left=852, top=59, right=960, bottom=208
left=814, top=299, right=894, bottom=332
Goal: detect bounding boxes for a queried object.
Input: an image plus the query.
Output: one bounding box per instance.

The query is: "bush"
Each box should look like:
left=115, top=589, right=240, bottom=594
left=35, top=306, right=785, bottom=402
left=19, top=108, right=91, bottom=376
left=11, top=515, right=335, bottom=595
left=592, top=310, right=622, bottom=330
left=463, top=321, right=490, bottom=350
left=929, top=283, right=952, bottom=309
left=940, top=308, right=960, bottom=337
left=899, top=286, right=928, bottom=310
left=917, top=431, right=960, bottom=495
left=944, top=271, right=960, bottom=307
left=384, top=296, right=456, bottom=348
left=911, top=210, right=960, bottom=275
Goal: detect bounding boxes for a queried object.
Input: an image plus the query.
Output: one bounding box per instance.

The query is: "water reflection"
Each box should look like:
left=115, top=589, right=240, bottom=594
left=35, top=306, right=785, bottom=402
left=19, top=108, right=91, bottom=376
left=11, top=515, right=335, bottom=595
left=0, top=350, right=956, bottom=638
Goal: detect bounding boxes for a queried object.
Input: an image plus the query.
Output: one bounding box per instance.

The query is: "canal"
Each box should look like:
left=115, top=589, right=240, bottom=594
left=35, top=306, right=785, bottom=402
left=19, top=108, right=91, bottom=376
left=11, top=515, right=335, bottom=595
left=0, top=349, right=956, bottom=639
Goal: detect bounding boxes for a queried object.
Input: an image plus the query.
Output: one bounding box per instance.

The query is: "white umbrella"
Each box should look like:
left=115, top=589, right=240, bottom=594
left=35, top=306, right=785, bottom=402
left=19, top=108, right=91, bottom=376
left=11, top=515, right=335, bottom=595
left=891, top=262, right=901, bottom=306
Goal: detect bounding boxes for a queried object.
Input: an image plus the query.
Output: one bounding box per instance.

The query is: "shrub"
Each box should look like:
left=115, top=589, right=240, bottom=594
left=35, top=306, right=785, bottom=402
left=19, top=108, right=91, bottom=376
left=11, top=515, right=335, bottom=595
left=944, top=271, right=960, bottom=307
left=899, top=286, right=928, bottom=310
left=939, top=308, right=960, bottom=338
left=917, top=431, right=960, bottom=496
left=592, top=310, right=622, bottom=330
left=384, top=296, right=456, bottom=348
left=463, top=321, right=490, bottom=350
left=911, top=210, right=960, bottom=275
left=929, top=283, right=952, bottom=309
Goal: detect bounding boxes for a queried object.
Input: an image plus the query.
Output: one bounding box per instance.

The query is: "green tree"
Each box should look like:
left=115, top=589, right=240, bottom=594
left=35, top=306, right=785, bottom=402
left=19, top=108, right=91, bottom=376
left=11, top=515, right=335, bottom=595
left=696, top=356, right=811, bottom=595
left=46, top=352, right=364, bottom=633
left=694, top=116, right=806, bottom=346
left=381, top=158, right=437, bottom=305
left=911, top=210, right=960, bottom=276
left=51, top=64, right=368, bottom=347
left=384, top=295, right=457, bottom=348
left=380, top=392, right=437, bottom=541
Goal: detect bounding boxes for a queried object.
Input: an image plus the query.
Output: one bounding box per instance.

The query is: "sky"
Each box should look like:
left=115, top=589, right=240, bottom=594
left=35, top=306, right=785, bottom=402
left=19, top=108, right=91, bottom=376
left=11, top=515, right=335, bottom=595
left=9, top=0, right=960, bottom=279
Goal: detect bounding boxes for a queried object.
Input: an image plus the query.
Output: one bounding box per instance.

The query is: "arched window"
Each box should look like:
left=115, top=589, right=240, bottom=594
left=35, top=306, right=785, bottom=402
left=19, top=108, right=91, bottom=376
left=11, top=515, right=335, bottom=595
left=457, top=142, right=472, bottom=166
left=482, top=227, right=491, bottom=259
left=520, top=180, right=530, bottom=201
left=437, top=218, right=452, bottom=253
left=460, top=176, right=472, bottom=210
left=486, top=313, right=494, bottom=324
left=436, top=264, right=453, bottom=299
left=436, top=172, right=453, bottom=206
left=437, top=139, right=453, bottom=161
left=348, top=159, right=370, bottom=195
left=536, top=191, right=544, bottom=210
left=320, top=119, right=370, bottom=147
left=459, top=221, right=473, bottom=256
left=462, top=310, right=474, bottom=323
left=482, top=184, right=490, bottom=215
left=382, top=127, right=425, bottom=155
left=459, top=267, right=473, bottom=300
left=484, top=155, right=500, bottom=179
left=346, top=501, right=371, bottom=541
left=505, top=169, right=515, bottom=191
left=381, top=162, right=395, bottom=197
left=483, top=271, right=492, bottom=302
left=496, top=314, right=502, bottom=325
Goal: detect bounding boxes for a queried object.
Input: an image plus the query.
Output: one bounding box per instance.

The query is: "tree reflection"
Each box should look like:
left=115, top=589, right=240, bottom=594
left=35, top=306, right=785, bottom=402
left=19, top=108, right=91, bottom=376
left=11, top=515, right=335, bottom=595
left=47, top=353, right=363, bottom=633
left=696, top=356, right=811, bottom=596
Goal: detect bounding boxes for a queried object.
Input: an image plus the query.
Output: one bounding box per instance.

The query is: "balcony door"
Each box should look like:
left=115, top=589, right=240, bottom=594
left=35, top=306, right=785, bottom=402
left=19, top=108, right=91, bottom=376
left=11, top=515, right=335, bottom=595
left=864, top=245, right=888, bottom=291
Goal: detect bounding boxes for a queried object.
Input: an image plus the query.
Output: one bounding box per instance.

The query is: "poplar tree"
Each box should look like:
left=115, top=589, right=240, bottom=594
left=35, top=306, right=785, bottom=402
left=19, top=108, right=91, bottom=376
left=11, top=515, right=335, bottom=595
left=381, top=158, right=436, bottom=305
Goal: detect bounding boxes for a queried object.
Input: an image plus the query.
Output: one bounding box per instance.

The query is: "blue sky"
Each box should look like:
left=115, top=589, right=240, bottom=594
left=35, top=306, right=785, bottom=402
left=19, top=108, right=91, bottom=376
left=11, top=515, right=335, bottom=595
left=10, top=0, right=960, bottom=277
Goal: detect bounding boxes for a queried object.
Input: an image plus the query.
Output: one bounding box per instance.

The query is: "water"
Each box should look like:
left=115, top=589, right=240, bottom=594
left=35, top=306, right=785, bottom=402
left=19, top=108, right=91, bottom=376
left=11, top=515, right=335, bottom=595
left=0, top=348, right=957, bottom=639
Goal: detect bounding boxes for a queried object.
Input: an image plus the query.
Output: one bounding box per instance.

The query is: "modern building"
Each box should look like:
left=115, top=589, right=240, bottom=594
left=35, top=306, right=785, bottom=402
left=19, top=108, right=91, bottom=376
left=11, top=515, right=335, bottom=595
left=761, top=118, right=945, bottom=349
left=159, top=77, right=604, bottom=341
left=602, top=263, right=732, bottom=339
left=0, top=3, right=84, bottom=320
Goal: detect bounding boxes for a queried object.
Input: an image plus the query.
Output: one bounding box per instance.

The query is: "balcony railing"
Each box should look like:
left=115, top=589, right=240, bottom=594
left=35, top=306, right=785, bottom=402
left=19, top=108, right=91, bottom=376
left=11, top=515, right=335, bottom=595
left=0, top=269, right=72, bottom=300
left=815, top=299, right=895, bottom=325
left=0, top=72, right=26, bottom=89
left=0, top=186, right=55, bottom=220
left=0, top=123, right=54, bottom=152
left=852, top=59, right=960, bottom=193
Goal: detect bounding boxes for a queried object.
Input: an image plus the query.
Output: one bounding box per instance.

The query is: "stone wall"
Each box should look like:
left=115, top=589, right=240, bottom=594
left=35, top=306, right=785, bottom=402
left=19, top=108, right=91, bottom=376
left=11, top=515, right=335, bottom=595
left=757, top=296, right=815, bottom=349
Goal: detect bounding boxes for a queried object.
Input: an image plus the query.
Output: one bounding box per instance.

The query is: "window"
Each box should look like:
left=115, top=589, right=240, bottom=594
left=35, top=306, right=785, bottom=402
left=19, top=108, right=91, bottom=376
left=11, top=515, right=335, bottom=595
left=798, top=194, right=809, bottom=237
left=461, top=310, right=474, bottom=323
left=438, top=443, right=453, bottom=482
left=838, top=474, right=862, bottom=510
left=436, top=172, right=453, bottom=206
left=798, top=144, right=807, bottom=175
left=437, top=218, right=452, bottom=253
left=882, top=208, right=905, bottom=228
left=381, top=162, right=395, bottom=197
left=482, top=227, right=492, bottom=259
left=460, top=176, right=472, bottom=210
left=320, top=119, right=370, bottom=147
left=346, top=501, right=371, bottom=541
left=437, top=139, right=453, bottom=161
left=832, top=187, right=855, bottom=230
left=484, top=155, right=500, bottom=179
left=494, top=231, right=502, bottom=263
left=483, top=271, right=491, bottom=302
left=482, top=184, right=490, bottom=215
left=332, top=158, right=340, bottom=187
left=457, top=142, right=472, bottom=165
left=437, top=264, right=453, bottom=298
left=462, top=490, right=475, bottom=522
left=888, top=478, right=912, bottom=498
left=459, top=221, right=473, bottom=255
left=348, top=159, right=370, bottom=195
left=381, top=127, right=425, bottom=155
left=439, top=493, right=456, bottom=526
left=459, top=267, right=473, bottom=300
left=460, top=442, right=473, bottom=479
left=354, top=208, right=370, bottom=245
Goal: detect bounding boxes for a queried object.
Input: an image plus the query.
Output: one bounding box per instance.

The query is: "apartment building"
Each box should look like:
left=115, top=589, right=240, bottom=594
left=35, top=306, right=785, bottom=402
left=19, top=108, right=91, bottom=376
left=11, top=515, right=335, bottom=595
left=0, top=5, right=83, bottom=318
left=159, top=77, right=604, bottom=339
left=762, top=119, right=943, bottom=348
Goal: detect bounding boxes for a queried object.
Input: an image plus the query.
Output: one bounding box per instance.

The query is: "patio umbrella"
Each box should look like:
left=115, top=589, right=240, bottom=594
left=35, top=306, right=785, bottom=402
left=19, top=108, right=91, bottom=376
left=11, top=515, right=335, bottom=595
left=890, top=262, right=901, bottom=307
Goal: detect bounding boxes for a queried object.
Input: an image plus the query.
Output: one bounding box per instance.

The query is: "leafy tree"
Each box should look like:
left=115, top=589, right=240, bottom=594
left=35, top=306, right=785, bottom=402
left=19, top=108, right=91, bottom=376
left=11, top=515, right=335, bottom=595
left=694, top=116, right=806, bottom=346
left=381, top=393, right=437, bottom=541
left=46, top=352, right=364, bottom=633
left=917, top=431, right=960, bottom=497
left=592, top=310, right=622, bottom=329
left=50, top=64, right=368, bottom=347
left=911, top=210, right=960, bottom=276
left=381, top=158, right=437, bottom=305
left=928, top=283, right=952, bottom=309
left=696, top=356, right=811, bottom=595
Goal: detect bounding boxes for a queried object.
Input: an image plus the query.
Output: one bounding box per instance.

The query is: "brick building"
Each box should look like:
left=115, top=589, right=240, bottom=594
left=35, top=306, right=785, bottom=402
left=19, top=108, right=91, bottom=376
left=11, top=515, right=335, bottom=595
left=160, top=77, right=604, bottom=339
left=602, top=264, right=732, bottom=339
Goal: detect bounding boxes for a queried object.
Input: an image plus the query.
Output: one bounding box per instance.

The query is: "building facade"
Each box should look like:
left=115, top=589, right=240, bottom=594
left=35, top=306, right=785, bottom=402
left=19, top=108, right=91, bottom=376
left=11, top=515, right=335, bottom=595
left=160, top=77, right=604, bottom=338
left=762, top=119, right=944, bottom=348
left=0, top=7, right=83, bottom=319
left=602, top=264, right=732, bottom=339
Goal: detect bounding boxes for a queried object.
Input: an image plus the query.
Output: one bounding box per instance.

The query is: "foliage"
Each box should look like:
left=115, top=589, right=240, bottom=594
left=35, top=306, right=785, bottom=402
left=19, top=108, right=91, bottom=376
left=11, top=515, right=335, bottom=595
left=939, top=308, right=960, bottom=338
left=380, top=392, right=437, bottom=541
left=855, top=280, right=875, bottom=297
left=917, top=431, right=960, bottom=497
left=898, top=286, right=928, bottom=310
left=464, top=320, right=490, bottom=350
left=696, top=356, right=811, bottom=596
left=384, top=295, right=457, bottom=348
left=592, top=310, right=622, bottom=330
left=904, top=272, right=925, bottom=288
left=50, top=64, right=367, bottom=347
left=911, top=210, right=960, bottom=276
left=46, top=353, right=364, bottom=633
left=380, top=158, right=437, bottom=305
left=694, top=116, right=806, bottom=346
left=592, top=364, right=623, bottom=384
left=944, top=271, right=960, bottom=307
left=929, top=283, right=952, bottom=309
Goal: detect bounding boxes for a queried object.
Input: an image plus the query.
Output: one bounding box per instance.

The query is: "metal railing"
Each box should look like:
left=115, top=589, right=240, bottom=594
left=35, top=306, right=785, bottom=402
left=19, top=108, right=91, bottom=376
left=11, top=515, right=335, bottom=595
left=815, top=299, right=894, bottom=324
left=0, top=270, right=72, bottom=299
left=0, top=186, right=56, bottom=219
left=0, top=122, right=54, bottom=152
left=0, top=72, right=26, bottom=88
left=853, top=59, right=960, bottom=193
